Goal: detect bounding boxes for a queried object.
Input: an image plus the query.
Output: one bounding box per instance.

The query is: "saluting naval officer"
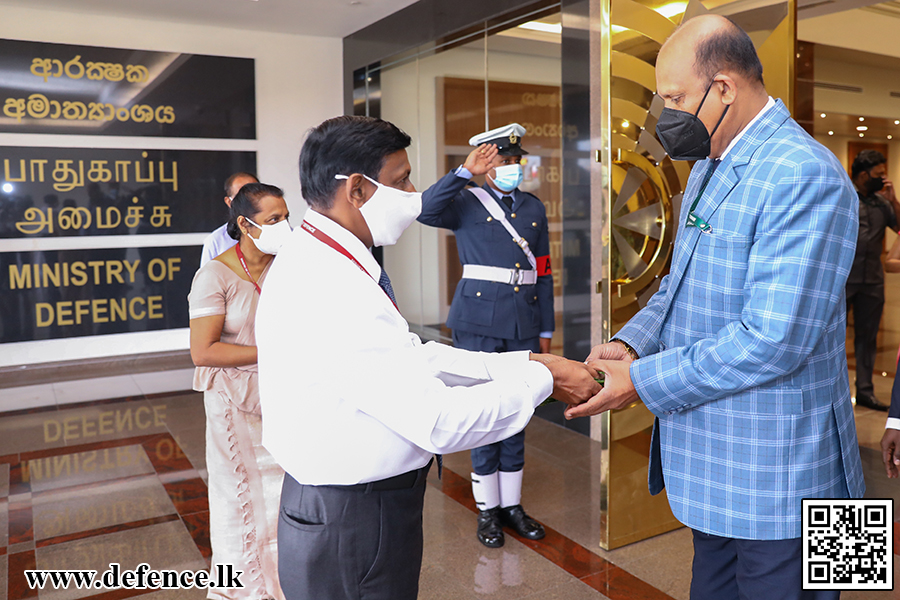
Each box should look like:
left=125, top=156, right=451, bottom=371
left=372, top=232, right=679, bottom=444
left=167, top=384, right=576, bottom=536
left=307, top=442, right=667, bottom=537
left=418, top=123, right=554, bottom=548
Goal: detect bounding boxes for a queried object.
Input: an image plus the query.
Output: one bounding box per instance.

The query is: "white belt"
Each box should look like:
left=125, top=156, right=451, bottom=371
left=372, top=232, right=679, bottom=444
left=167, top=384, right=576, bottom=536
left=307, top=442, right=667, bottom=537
left=462, top=264, right=538, bottom=286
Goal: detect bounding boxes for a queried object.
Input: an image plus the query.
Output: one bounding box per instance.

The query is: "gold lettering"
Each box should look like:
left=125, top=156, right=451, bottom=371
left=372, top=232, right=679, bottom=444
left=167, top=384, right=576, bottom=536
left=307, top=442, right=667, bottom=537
left=9, top=265, right=32, bottom=289
left=82, top=414, right=96, bottom=437
left=64, top=56, right=85, bottom=79
left=135, top=153, right=154, bottom=183
left=70, top=262, right=87, bottom=286
left=98, top=411, right=114, bottom=435
left=52, top=159, right=85, bottom=192
left=147, top=296, right=164, bottom=319
left=87, top=260, right=104, bottom=285
left=147, top=258, right=166, bottom=282
left=30, top=159, right=48, bottom=182
left=158, top=161, right=178, bottom=191
left=42, top=263, right=60, bottom=288
left=135, top=406, right=151, bottom=429
left=4, top=158, right=26, bottom=182
left=36, top=303, right=54, bottom=327
left=44, top=419, right=61, bottom=442
left=122, top=260, right=139, bottom=282
left=26, top=93, right=50, bottom=119
left=105, top=261, right=124, bottom=284
left=116, top=408, right=132, bottom=431
left=3, top=98, right=26, bottom=122
left=74, top=300, right=90, bottom=325
left=152, top=405, right=166, bottom=427
left=124, top=198, right=143, bottom=228
left=150, top=206, right=171, bottom=228
left=56, top=301, right=73, bottom=326
left=114, top=161, right=130, bottom=182
left=110, top=298, right=127, bottom=322
left=95, top=207, right=121, bottom=229
left=63, top=417, right=79, bottom=441
left=129, top=296, right=146, bottom=320
left=92, top=298, right=109, bottom=324
left=87, top=160, right=112, bottom=183
left=58, top=206, right=91, bottom=230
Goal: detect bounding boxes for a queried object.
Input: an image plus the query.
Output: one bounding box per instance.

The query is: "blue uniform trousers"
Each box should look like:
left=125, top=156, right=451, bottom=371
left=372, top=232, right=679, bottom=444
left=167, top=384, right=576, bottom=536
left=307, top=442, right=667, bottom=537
left=453, top=330, right=540, bottom=476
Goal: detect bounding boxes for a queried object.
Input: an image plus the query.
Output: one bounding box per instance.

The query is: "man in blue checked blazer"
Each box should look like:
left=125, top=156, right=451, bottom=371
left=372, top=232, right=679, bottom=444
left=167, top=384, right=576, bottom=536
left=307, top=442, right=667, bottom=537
left=568, top=15, right=864, bottom=600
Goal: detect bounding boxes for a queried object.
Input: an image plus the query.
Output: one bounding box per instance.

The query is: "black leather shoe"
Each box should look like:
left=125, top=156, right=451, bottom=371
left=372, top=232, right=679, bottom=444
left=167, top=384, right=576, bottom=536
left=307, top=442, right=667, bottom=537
left=498, top=505, right=545, bottom=540
left=856, top=394, right=889, bottom=412
left=477, top=507, right=504, bottom=548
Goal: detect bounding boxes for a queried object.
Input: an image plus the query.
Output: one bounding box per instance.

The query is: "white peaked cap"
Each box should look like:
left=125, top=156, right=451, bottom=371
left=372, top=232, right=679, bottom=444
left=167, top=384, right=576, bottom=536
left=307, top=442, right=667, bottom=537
left=468, top=123, right=527, bottom=147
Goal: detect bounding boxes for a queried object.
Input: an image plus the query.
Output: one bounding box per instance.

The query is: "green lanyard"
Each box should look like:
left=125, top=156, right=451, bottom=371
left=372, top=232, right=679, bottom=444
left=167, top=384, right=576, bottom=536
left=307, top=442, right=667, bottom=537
left=685, top=159, right=720, bottom=233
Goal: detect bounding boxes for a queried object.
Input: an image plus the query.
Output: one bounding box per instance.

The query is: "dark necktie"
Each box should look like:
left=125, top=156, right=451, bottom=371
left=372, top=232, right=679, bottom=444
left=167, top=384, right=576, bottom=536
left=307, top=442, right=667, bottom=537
left=501, top=195, right=513, bottom=211
left=377, top=268, right=396, bottom=305
left=377, top=267, right=442, bottom=478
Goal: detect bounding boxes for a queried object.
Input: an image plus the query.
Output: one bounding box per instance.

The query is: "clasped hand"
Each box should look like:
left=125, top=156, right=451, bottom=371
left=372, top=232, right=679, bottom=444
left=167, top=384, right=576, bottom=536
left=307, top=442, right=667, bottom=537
left=534, top=341, right=643, bottom=420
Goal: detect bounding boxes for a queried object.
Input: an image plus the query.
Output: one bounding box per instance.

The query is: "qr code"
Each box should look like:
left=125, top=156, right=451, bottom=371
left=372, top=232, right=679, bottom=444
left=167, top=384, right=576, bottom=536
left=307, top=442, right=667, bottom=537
left=802, top=498, right=893, bottom=590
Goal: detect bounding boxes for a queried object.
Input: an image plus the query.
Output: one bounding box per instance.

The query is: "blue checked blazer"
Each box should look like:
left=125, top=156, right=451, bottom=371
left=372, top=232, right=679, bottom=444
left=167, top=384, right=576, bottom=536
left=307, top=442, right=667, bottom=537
left=616, top=100, right=865, bottom=540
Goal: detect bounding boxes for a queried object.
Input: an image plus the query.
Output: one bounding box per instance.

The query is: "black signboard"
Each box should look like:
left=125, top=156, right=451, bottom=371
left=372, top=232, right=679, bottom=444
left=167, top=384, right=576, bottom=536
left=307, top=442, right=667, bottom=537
left=0, top=146, right=256, bottom=238
left=0, top=246, right=199, bottom=343
left=0, top=39, right=255, bottom=138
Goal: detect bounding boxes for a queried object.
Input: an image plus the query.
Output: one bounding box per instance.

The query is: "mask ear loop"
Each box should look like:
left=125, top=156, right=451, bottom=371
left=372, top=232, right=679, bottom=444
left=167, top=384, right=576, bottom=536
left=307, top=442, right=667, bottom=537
left=695, top=78, right=730, bottom=141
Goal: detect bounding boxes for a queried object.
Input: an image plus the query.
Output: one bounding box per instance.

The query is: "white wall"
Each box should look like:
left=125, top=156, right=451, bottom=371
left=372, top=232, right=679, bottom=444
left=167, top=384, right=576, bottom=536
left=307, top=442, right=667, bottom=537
left=0, top=5, right=343, bottom=366
left=380, top=42, right=561, bottom=326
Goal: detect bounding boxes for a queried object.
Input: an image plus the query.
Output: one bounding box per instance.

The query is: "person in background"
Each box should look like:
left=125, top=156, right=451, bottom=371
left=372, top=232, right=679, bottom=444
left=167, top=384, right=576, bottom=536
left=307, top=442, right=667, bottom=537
left=256, top=115, right=601, bottom=600
left=200, top=172, right=260, bottom=267
left=417, top=123, right=553, bottom=548
left=878, top=233, right=900, bottom=475
left=570, top=15, right=864, bottom=599
left=189, top=182, right=292, bottom=600
left=846, top=149, right=900, bottom=411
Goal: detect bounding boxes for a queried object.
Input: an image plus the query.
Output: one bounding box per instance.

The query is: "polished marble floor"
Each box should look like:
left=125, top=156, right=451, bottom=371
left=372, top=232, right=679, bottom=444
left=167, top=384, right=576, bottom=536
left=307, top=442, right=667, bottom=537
left=0, top=364, right=896, bottom=600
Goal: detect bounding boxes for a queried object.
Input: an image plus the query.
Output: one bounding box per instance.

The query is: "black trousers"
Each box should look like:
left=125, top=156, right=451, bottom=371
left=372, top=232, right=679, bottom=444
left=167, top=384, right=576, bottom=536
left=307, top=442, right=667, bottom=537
left=691, top=530, right=840, bottom=600
left=846, top=283, right=885, bottom=398
left=278, top=470, right=428, bottom=600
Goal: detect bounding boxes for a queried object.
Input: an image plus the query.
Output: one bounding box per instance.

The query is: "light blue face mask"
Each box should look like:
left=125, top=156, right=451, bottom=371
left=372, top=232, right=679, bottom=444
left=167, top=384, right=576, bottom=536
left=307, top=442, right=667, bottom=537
left=490, top=164, right=523, bottom=193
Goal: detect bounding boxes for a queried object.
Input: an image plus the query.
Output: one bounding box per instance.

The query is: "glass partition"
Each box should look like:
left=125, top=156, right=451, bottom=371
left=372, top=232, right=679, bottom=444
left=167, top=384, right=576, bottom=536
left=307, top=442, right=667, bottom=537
left=358, top=7, right=565, bottom=355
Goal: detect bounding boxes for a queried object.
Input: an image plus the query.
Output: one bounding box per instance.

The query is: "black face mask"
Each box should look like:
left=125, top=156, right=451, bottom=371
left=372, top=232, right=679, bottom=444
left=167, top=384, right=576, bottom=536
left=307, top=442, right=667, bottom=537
left=865, top=175, right=885, bottom=194
left=655, top=80, right=730, bottom=161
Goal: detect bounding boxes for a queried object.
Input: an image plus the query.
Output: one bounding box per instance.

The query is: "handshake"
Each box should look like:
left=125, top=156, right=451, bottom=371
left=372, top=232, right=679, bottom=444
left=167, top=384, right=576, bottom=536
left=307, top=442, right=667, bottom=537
left=530, top=340, right=642, bottom=420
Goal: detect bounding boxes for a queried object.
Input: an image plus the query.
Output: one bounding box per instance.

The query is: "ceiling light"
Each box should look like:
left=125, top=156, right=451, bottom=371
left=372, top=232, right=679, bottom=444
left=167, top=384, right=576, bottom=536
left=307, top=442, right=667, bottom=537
left=820, top=113, right=826, bottom=118
left=857, top=126, right=868, bottom=131
left=828, top=131, right=834, bottom=136
left=889, top=135, right=894, bottom=140
left=859, top=117, right=865, bottom=122
left=518, top=21, right=562, bottom=34
left=654, top=1, right=688, bottom=18
left=860, top=133, right=865, bottom=137
left=895, top=120, right=899, bottom=125
left=1, top=183, right=12, bottom=193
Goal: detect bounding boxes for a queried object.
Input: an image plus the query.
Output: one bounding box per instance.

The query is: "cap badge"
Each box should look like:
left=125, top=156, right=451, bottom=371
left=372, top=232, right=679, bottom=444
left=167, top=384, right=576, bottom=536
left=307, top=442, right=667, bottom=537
left=509, top=132, right=518, bottom=144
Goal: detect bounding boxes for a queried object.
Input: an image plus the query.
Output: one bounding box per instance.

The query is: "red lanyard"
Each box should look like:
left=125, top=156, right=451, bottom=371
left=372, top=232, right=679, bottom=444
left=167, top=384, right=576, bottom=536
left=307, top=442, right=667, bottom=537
left=234, top=242, right=262, bottom=295
left=301, top=220, right=398, bottom=310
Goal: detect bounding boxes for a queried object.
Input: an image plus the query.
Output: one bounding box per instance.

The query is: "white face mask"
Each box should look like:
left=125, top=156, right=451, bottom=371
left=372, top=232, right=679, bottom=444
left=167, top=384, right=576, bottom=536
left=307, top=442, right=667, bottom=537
left=244, top=217, right=293, bottom=255
left=335, top=174, right=422, bottom=247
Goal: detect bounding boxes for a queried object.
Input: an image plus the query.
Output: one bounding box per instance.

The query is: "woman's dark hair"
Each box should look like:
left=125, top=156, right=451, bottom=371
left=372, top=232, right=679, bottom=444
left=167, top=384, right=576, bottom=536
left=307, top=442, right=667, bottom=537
left=298, top=115, right=411, bottom=210
left=693, top=18, right=764, bottom=86
left=851, top=149, right=886, bottom=179
left=226, top=182, right=284, bottom=241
